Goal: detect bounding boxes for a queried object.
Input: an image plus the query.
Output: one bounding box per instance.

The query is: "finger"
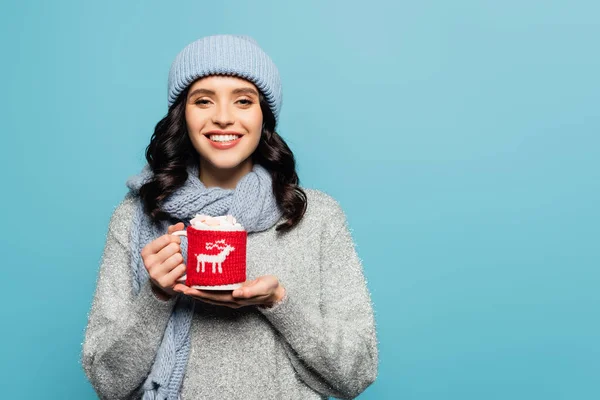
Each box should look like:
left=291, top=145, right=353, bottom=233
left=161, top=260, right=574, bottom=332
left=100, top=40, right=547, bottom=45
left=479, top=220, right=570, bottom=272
left=234, top=279, right=272, bottom=299
left=235, top=294, right=272, bottom=305
left=177, top=286, right=268, bottom=308
left=173, top=283, right=189, bottom=292
left=232, top=286, right=259, bottom=298
left=173, top=284, right=231, bottom=301
left=167, top=222, right=185, bottom=234
left=184, top=288, right=236, bottom=303
left=158, top=263, right=187, bottom=288
left=195, top=298, right=243, bottom=309
left=231, top=279, right=259, bottom=297
left=173, top=286, right=238, bottom=307
left=239, top=279, right=260, bottom=289
left=141, top=234, right=179, bottom=259
left=153, top=241, right=181, bottom=266
left=219, top=294, right=273, bottom=310
left=174, top=284, right=268, bottom=306
left=148, top=252, right=184, bottom=283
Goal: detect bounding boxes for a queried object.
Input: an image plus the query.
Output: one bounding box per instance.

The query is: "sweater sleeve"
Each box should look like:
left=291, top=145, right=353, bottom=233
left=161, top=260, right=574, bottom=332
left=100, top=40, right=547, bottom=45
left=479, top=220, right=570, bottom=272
left=81, top=197, right=178, bottom=400
left=258, top=200, right=379, bottom=399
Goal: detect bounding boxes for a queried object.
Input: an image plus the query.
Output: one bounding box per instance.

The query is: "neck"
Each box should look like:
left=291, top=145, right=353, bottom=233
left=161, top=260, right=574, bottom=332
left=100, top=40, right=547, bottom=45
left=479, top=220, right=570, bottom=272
left=198, top=158, right=254, bottom=189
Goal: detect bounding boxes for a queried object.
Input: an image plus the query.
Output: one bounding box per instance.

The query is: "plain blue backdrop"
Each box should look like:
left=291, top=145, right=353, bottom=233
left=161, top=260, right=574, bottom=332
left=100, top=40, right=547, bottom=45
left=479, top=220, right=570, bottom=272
left=1, top=1, right=598, bottom=399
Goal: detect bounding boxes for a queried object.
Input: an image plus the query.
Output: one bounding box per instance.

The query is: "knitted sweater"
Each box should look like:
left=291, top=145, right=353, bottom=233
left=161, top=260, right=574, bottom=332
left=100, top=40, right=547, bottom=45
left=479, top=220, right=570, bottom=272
left=81, top=188, right=378, bottom=399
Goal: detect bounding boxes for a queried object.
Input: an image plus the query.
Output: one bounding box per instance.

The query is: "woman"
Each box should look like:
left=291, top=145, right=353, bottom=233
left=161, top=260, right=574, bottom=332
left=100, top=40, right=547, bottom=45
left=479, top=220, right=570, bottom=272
left=81, top=34, right=378, bottom=400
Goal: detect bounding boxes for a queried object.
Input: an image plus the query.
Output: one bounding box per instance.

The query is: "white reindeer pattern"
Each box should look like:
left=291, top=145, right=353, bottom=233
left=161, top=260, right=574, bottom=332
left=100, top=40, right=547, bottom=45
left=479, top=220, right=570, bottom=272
left=194, top=239, right=236, bottom=274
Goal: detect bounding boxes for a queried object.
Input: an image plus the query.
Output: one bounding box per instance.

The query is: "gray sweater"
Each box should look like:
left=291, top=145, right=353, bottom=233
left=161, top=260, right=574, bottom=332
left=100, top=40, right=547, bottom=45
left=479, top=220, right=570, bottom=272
left=81, top=188, right=378, bottom=399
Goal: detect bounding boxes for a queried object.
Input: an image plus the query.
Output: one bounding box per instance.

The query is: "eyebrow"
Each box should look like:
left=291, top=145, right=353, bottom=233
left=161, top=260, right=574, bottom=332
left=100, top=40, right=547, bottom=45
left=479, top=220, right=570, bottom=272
left=187, top=87, right=259, bottom=98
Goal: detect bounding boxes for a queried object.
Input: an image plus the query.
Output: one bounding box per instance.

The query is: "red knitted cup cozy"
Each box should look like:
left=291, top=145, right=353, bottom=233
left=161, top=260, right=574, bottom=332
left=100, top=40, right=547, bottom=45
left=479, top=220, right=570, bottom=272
left=184, top=226, right=247, bottom=287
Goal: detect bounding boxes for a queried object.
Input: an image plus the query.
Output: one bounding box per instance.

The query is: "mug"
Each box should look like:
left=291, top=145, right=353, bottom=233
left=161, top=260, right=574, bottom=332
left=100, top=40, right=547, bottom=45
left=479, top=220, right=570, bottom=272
left=171, top=225, right=247, bottom=290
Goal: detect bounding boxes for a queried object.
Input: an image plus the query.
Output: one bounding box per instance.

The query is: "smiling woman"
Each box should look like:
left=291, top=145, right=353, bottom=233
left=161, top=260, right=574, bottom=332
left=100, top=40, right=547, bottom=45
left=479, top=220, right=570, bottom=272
left=80, top=34, right=378, bottom=400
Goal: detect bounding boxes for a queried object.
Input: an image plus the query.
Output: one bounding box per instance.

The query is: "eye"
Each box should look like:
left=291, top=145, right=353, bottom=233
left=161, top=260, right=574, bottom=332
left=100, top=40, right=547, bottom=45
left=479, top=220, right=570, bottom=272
left=194, top=99, right=211, bottom=105
left=237, top=98, right=253, bottom=105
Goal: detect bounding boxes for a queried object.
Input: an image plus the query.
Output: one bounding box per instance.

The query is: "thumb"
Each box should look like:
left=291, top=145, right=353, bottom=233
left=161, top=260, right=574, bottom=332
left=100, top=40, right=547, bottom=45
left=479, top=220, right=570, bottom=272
left=233, top=279, right=260, bottom=298
left=241, top=278, right=260, bottom=288
left=168, top=222, right=185, bottom=234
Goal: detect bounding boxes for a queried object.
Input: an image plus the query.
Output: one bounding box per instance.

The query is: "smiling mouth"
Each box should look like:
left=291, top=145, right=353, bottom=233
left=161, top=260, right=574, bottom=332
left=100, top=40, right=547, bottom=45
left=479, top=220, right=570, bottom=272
left=204, top=133, right=243, bottom=143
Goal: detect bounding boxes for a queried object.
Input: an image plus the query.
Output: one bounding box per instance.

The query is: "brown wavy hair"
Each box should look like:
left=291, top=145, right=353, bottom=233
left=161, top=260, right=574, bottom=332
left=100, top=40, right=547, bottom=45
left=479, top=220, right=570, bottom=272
left=138, top=82, right=307, bottom=233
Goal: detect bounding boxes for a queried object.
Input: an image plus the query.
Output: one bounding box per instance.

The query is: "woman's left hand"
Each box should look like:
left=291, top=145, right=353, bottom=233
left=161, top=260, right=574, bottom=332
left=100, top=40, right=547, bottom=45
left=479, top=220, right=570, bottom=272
left=173, top=275, right=286, bottom=309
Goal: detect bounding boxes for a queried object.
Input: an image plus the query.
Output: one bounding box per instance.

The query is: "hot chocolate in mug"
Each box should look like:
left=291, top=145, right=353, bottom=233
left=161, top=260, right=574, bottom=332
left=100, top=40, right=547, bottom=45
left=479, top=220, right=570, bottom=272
left=171, top=215, right=247, bottom=290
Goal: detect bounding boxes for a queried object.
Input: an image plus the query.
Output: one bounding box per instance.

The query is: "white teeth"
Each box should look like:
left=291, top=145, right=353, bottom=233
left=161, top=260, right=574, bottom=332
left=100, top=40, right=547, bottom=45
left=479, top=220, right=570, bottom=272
left=209, top=134, right=240, bottom=142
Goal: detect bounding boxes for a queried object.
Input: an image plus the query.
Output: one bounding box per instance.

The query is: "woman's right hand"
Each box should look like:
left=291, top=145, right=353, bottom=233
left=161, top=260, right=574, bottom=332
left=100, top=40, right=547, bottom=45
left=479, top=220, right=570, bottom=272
left=140, top=222, right=186, bottom=300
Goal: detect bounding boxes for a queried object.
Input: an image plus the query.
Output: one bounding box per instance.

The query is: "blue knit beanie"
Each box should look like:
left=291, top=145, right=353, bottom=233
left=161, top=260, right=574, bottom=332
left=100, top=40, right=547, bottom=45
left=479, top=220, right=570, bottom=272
left=167, top=34, right=283, bottom=123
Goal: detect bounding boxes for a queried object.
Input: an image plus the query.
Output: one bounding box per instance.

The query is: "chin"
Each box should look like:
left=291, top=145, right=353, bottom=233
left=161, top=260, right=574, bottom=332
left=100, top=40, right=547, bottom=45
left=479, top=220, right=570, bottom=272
left=201, top=152, right=252, bottom=170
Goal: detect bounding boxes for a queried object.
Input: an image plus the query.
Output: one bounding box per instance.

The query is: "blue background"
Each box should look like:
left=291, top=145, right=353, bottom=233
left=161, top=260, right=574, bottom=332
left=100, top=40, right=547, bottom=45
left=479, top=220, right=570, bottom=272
left=1, top=1, right=598, bottom=399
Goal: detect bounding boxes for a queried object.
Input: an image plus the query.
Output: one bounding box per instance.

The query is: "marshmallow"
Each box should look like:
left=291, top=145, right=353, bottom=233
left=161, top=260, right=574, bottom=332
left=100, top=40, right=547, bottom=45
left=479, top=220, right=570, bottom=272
left=189, top=214, right=245, bottom=231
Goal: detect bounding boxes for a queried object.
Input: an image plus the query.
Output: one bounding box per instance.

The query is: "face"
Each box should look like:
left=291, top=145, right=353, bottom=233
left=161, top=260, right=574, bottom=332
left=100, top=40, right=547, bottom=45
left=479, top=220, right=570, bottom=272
left=185, top=75, right=263, bottom=171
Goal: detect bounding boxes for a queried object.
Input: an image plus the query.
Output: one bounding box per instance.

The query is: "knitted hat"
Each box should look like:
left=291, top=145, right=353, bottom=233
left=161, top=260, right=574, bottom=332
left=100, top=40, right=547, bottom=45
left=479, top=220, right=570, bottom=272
left=167, top=34, right=283, bottom=123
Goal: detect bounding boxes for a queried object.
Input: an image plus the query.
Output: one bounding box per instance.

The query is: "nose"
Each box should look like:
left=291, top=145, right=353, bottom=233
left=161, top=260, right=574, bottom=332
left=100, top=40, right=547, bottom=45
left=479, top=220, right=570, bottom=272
left=211, top=104, right=234, bottom=127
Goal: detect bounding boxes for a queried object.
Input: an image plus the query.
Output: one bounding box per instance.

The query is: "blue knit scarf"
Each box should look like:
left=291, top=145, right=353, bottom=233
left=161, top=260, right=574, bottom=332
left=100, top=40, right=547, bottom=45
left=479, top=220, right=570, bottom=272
left=125, top=162, right=283, bottom=400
